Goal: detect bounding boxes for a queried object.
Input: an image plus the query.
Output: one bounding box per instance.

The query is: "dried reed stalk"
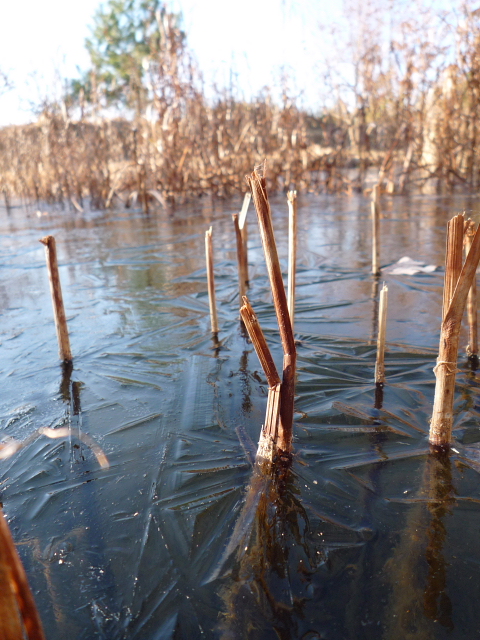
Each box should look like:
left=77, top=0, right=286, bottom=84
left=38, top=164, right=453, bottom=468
left=287, top=190, right=297, bottom=331
left=0, top=510, right=45, bottom=640
left=233, top=214, right=248, bottom=305
left=39, top=235, right=72, bottom=363
left=465, top=220, right=478, bottom=360
left=375, top=284, right=388, bottom=386
left=430, top=215, right=480, bottom=446
left=205, top=226, right=219, bottom=334
left=246, top=167, right=296, bottom=453
left=371, top=184, right=380, bottom=276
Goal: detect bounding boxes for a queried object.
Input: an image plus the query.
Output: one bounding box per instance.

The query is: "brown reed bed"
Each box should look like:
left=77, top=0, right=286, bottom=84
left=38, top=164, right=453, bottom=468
left=0, top=97, right=324, bottom=208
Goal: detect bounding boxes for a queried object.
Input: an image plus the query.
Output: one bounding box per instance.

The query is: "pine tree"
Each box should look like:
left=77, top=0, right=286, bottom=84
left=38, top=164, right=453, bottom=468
left=72, top=0, right=184, bottom=116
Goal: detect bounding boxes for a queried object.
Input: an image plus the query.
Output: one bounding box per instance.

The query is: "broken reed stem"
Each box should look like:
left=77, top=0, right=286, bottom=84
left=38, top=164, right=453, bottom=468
left=375, top=284, right=388, bottom=386
left=465, top=220, right=478, bottom=359
left=247, top=167, right=296, bottom=453
left=264, top=383, right=281, bottom=439
left=240, top=297, right=281, bottom=461
left=39, top=235, right=72, bottom=363
left=240, top=297, right=281, bottom=388
left=371, top=184, right=380, bottom=276
left=0, top=510, right=46, bottom=640
left=287, top=190, right=297, bottom=332
left=233, top=214, right=248, bottom=306
left=430, top=215, right=480, bottom=446
left=205, top=226, right=219, bottom=334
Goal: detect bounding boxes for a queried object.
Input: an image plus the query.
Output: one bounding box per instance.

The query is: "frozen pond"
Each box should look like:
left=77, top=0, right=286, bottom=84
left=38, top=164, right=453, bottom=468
left=1, top=192, right=480, bottom=639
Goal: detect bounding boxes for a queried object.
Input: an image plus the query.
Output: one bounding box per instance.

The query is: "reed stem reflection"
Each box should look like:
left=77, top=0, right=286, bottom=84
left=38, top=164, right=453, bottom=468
left=218, top=461, right=316, bottom=640
left=384, top=447, right=455, bottom=638
left=423, top=448, right=455, bottom=631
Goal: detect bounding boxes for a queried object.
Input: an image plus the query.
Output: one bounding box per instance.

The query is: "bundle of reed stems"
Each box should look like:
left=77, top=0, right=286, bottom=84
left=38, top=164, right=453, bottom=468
left=430, top=214, right=480, bottom=446
left=238, top=166, right=296, bottom=462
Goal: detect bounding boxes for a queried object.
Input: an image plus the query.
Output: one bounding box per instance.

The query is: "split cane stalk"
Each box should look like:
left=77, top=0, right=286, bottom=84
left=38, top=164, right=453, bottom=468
left=40, top=235, right=72, bottom=363
left=430, top=215, right=480, bottom=446
left=256, top=384, right=281, bottom=461
left=442, top=215, right=464, bottom=319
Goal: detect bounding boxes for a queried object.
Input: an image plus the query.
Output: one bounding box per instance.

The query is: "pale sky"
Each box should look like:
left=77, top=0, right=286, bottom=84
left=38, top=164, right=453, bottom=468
left=0, top=0, right=462, bottom=125
left=0, top=0, right=337, bottom=125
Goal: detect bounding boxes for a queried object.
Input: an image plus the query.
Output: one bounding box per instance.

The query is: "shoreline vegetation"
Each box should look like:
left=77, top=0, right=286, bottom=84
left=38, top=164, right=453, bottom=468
left=2, top=0, right=480, bottom=208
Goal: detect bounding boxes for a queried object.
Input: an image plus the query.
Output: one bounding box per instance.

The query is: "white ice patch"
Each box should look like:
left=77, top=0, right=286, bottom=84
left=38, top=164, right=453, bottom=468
left=383, top=256, right=438, bottom=275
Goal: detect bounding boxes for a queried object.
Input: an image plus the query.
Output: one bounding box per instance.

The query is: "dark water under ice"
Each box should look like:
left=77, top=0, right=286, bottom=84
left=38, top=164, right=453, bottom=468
left=1, top=192, right=480, bottom=639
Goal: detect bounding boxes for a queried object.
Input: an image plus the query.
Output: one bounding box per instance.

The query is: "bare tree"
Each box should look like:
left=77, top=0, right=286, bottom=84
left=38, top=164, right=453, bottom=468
left=0, top=69, right=12, bottom=96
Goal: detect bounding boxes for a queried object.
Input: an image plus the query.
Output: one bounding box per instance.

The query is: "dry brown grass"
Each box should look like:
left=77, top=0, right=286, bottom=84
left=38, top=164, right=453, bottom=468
left=0, top=98, right=330, bottom=208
